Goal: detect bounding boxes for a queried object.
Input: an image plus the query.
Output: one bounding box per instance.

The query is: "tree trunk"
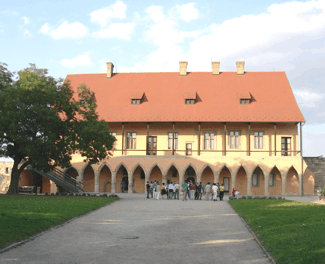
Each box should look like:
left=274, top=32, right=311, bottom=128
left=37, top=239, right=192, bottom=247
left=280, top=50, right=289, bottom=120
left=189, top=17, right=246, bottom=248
left=6, top=159, right=29, bottom=195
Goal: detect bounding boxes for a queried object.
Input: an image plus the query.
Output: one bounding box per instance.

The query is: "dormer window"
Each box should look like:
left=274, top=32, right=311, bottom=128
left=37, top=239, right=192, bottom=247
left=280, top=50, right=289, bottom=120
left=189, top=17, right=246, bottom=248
left=131, top=99, right=141, bottom=105
left=185, top=99, right=195, bottom=104
left=131, top=92, right=144, bottom=105
left=184, top=92, right=197, bottom=105
left=238, top=92, right=251, bottom=105
left=240, top=99, right=250, bottom=104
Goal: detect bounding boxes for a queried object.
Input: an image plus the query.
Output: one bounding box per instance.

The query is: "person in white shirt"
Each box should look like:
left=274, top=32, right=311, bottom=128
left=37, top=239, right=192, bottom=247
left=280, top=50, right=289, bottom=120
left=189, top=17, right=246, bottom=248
left=156, top=182, right=161, bottom=200
left=168, top=182, right=174, bottom=200
left=211, top=183, right=218, bottom=201
left=174, top=182, right=180, bottom=200
left=204, top=182, right=211, bottom=201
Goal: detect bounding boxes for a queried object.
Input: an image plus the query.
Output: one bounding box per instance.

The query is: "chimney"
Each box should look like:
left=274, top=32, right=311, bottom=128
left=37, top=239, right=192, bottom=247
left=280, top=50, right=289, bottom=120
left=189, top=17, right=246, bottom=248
left=106, top=62, right=114, bottom=78
left=236, top=61, right=245, bottom=75
left=179, top=61, right=188, bottom=76
left=212, top=61, right=220, bottom=75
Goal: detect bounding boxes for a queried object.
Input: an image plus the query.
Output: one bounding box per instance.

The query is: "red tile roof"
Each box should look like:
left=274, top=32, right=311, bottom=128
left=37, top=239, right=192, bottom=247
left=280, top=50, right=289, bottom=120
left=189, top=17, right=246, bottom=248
left=65, top=72, right=305, bottom=123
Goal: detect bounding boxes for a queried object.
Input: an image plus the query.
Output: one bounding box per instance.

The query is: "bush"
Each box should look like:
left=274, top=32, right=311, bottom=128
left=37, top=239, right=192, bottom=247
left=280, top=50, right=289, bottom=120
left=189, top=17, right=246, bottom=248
left=45, top=192, right=48, bottom=196
left=241, top=196, right=247, bottom=199
left=247, top=196, right=252, bottom=199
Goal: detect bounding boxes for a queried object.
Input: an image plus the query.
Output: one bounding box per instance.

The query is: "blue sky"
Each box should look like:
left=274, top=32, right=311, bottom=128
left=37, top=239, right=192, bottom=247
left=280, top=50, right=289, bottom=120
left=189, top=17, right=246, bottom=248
left=1, top=0, right=325, bottom=157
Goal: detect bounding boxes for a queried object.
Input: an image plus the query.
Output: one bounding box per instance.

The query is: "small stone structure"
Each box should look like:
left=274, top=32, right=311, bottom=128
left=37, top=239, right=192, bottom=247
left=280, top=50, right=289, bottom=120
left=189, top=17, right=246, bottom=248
left=0, top=161, right=13, bottom=192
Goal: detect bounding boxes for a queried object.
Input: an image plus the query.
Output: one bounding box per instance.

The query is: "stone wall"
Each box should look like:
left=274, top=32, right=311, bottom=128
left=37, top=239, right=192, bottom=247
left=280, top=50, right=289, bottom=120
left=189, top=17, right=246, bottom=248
left=304, top=156, right=325, bottom=193
left=0, top=161, right=13, bottom=192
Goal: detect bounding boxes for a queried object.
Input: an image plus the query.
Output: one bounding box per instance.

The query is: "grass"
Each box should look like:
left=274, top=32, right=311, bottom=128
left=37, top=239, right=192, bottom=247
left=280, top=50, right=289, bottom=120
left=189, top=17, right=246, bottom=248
left=0, top=195, right=119, bottom=250
left=229, top=199, right=325, bottom=264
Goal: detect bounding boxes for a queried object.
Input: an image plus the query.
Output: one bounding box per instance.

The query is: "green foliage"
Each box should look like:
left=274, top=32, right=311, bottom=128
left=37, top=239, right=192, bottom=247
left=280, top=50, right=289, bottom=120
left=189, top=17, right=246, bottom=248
left=0, top=195, right=119, bottom=249
left=229, top=199, right=325, bottom=264
left=0, top=63, right=116, bottom=194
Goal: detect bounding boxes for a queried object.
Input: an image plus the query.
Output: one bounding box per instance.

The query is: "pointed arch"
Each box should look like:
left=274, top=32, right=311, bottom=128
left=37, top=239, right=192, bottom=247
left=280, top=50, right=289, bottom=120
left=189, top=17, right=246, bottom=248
left=251, top=165, right=265, bottom=196
left=166, top=163, right=180, bottom=183
left=217, top=164, right=233, bottom=175
left=63, top=165, right=79, bottom=174
left=83, top=164, right=95, bottom=192
left=183, top=163, right=198, bottom=183
left=98, top=162, right=113, bottom=174
left=286, top=166, right=299, bottom=195
left=148, top=163, right=164, bottom=176
left=235, top=165, right=247, bottom=195
left=131, top=163, right=146, bottom=193
left=81, top=162, right=95, bottom=176
left=130, top=163, right=146, bottom=175
left=199, top=164, right=215, bottom=176
left=219, top=165, right=232, bottom=192
left=234, top=165, right=248, bottom=177
left=115, top=163, right=129, bottom=193
left=201, top=164, right=214, bottom=186
left=269, top=166, right=282, bottom=196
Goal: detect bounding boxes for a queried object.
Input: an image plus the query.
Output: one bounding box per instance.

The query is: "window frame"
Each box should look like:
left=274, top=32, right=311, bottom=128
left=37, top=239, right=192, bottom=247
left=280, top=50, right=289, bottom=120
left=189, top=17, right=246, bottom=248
left=229, top=130, right=240, bottom=149
left=126, top=132, right=137, bottom=149
left=281, top=137, right=291, bottom=156
left=131, top=99, right=141, bottom=105
left=185, top=99, right=195, bottom=105
left=254, top=131, right=264, bottom=149
left=240, top=99, right=250, bottom=104
left=269, top=173, right=275, bottom=186
left=186, top=143, right=192, bottom=156
left=168, top=132, right=178, bottom=149
left=204, top=131, right=216, bottom=150
left=252, top=173, right=259, bottom=187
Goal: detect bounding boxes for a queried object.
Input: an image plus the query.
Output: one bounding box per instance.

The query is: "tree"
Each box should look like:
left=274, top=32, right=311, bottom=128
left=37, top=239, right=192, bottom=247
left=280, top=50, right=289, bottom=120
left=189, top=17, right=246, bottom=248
left=0, top=63, right=115, bottom=194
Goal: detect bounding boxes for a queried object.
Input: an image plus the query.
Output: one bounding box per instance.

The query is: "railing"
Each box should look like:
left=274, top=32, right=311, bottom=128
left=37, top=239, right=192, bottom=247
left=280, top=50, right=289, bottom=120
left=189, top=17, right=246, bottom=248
left=27, top=166, right=83, bottom=193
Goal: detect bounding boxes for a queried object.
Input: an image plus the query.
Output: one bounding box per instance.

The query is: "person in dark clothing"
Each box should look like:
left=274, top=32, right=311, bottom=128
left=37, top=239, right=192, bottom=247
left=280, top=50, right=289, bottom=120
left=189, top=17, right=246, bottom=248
left=146, top=181, right=150, bottom=199
left=197, top=182, right=203, bottom=200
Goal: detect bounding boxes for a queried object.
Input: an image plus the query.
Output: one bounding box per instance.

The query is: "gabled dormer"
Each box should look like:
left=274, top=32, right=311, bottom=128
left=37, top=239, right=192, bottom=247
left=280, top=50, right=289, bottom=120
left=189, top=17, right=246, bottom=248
left=184, top=92, right=197, bottom=105
left=131, top=92, right=144, bottom=105
left=238, top=92, right=251, bottom=105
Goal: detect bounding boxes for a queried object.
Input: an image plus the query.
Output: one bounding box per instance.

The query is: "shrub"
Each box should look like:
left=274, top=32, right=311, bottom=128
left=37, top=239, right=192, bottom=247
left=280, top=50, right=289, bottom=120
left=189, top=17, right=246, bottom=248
left=247, top=196, right=252, bottom=199
left=45, top=192, right=48, bottom=196
left=241, top=196, right=247, bottom=199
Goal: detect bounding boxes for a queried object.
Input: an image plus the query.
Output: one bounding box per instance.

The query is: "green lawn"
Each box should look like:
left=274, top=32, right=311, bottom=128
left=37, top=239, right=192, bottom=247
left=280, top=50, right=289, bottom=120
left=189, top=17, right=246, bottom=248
left=229, top=199, right=325, bottom=264
left=0, top=195, right=119, bottom=250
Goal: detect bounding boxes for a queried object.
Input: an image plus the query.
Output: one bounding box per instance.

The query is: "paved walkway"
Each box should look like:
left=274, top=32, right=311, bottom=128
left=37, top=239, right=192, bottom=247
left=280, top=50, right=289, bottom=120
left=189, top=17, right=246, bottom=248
left=0, top=194, right=274, bottom=264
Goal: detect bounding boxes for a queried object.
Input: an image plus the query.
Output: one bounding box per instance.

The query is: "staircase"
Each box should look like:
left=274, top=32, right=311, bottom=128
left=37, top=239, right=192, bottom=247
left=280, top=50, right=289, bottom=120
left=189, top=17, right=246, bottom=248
left=27, top=166, right=83, bottom=193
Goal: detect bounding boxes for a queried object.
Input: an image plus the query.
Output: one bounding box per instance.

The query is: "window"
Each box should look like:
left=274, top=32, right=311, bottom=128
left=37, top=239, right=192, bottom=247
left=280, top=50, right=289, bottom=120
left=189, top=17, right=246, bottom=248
left=168, top=132, right=178, bottom=149
left=269, top=173, right=275, bottom=186
left=5, top=167, right=10, bottom=174
left=281, top=137, right=291, bottom=156
left=252, top=173, right=259, bottom=186
left=254, top=132, right=263, bottom=149
left=240, top=99, right=250, bottom=104
left=186, top=143, right=192, bottom=156
left=204, top=132, right=215, bottom=150
left=229, top=131, right=240, bottom=149
left=185, top=99, right=195, bottom=105
left=126, top=132, right=137, bottom=149
left=172, top=169, right=178, bottom=178
left=131, top=99, right=141, bottom=105
left=140, top=170, right=145, bottom=179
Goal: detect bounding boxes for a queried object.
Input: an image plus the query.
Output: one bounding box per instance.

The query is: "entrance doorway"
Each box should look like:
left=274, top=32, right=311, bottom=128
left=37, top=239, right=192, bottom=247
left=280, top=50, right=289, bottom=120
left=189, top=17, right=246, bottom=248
left=147, top=136, right=157, bottom=155
left=122, top=176, right=128, bottom=192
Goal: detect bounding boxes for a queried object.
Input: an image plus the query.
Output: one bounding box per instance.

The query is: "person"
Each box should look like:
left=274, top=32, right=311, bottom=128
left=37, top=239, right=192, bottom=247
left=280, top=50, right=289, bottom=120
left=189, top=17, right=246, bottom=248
left=121, top=181, right=126, bottom=193
left=232, top=188, right=236, bottom=197
left=219, top=184, right=225, bottom=201
left=195, top=182, right=199, bottom=200
left=187, top=181, right=191, bottom=199
left=152, top=181, right=157, bottom=199
left=146, top=181, right=150, bottom=199
left=156, top=181, right=161, bottom=200
left=216, top=182, right=220, bottom=199
left=161, top=183, right=167, bottom=199
left=204, top=182, right=211, bottom=201
left=174, top=182, right=180, bottom=200
left=189, top=182, right=196, bottom=200
left=211, top=183, right=218, bottom=201
left=168, top=182, right=174, bottom=200
left=149, top=181, right=154, bottom=198
left=182, top=182, right=188, bottom=201
left=197, top=182, right=203, bottom=200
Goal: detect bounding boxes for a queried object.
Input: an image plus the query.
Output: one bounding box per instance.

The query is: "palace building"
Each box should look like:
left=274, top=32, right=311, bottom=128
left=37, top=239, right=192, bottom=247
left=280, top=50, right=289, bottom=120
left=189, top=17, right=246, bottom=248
left=19, top=61, right=315, bottom=196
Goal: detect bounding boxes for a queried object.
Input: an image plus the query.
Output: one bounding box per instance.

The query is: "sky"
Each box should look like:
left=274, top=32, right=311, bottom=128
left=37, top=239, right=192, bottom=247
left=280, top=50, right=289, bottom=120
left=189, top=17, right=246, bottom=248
left=0, top=0, right=325, bottom=157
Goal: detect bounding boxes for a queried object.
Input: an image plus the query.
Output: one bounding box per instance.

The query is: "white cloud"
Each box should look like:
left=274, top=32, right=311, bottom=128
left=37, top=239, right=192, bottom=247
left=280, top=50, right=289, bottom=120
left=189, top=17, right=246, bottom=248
left=61, top=54, right=94, bottom=68
left=90, top=1, right=127, bottom=27
left=294, top=90, right=324, bottom=108
left=21, top=16, right=29, bottom=25
left=170, top=3, right=199, bottom=22
left=23, top=29, right=32, bottom=38
left=93, top=22, right=135, bottom=40
left=145, top=6, right=165, bottom=23
left=40, top=21, right=88, bottom=40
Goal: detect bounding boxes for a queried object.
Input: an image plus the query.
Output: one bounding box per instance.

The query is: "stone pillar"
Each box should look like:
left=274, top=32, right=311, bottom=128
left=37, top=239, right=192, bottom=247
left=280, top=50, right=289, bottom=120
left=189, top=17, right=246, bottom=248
left=231, top=172, right=236, bottom=191
left=281, top=171, right=287, bottom=196
left=144, top=171, right=150, bottom=193
left=128, top=170, right=133, bottom=194
left=111, top=171, right=117, bottom=194
left=196, top=171, right=202, bottom=183
left=77, top=170, right=84, bottom=191
left=94, top=170, right=100, bottom=193
left=264, top=173, right=269, bottom=196
left=299, top=173, right=303, bottom=196
left=162, top=173, right=167, bottom=185
left=247, top=173, right=252, bottom=195
left=179, top=171, right=185, bottom=186
left=215, top=171, right=220, bottom=185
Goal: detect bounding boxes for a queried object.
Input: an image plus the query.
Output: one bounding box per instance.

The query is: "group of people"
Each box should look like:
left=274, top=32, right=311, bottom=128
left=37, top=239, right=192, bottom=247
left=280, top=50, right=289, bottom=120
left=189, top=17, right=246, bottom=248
left=146, top=180, right=237, bottom=201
